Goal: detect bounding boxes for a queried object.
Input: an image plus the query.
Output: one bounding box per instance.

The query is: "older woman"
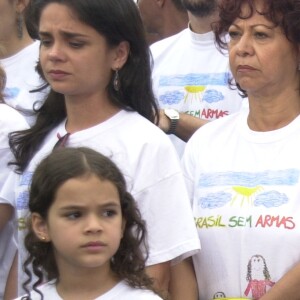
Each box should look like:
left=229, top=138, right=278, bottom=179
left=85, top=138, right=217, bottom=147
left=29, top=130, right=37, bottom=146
left=182, top=0, right=300, bottom=299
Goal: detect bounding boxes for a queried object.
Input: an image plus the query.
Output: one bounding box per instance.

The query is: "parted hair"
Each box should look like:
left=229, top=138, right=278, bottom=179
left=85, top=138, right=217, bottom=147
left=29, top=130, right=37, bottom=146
left=22, top=147, right=159, bottom=300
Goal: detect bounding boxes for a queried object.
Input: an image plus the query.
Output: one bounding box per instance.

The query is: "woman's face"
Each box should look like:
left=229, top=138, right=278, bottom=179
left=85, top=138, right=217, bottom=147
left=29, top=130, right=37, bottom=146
left=0, top=0, right=17, bottom=41
left=228, top=1, right=300, bottom=97
left=39, top=3, right=124, bottom=99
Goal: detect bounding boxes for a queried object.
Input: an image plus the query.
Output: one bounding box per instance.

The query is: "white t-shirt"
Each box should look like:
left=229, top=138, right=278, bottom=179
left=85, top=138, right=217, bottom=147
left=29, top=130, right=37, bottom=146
left=0, top=104, right=28, bottom=300
left=0, top=41, right=46, bottom=126
left=2, top=110, right=200, bottom=294
left=15, top=280, right=163, bottom=300
left=151, top=27, right=245, bottom=157
left=182, top=109, right=300, bottom=300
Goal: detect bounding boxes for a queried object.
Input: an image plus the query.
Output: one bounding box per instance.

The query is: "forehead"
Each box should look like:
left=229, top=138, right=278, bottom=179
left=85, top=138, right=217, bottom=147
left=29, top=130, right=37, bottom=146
left=40, top=3, right=79, bottom=27
left=232, top=2, right=274, bottom=27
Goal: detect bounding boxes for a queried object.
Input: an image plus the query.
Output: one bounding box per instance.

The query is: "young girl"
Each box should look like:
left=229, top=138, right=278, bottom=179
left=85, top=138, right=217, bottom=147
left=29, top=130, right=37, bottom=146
left=17, top=147, right=164, bottom=300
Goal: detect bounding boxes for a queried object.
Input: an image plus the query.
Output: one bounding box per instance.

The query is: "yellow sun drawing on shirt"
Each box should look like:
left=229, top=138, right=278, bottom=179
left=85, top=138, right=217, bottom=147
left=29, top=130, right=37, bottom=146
left=184, top=85, right=206, bottom=103
left=230, top=185, right=263, bottom=207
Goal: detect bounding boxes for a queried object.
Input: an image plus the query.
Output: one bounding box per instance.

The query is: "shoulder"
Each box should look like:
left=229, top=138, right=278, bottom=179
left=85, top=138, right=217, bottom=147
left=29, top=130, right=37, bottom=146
left=0, top=104, right=29, bottom=131
left=16, top=281, right=59, bottom=300
left=186, top=111, right=243, bottom=153
left=99, top=281, right=162, bottom=300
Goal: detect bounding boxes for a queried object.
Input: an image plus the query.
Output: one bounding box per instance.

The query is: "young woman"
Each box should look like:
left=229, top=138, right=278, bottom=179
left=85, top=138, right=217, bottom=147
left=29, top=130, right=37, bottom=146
left=6, top=0, right=200, bottom=297
left=17, top=147, right=164, bottom=300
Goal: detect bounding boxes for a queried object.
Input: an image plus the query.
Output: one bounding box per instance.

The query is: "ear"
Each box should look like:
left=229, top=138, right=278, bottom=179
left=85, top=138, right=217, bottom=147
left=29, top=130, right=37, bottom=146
left=15, top=0, right=30, bottom=13
left=31, top=213, right=50, bottom=242
left=112, top=41, right=130, bottom=71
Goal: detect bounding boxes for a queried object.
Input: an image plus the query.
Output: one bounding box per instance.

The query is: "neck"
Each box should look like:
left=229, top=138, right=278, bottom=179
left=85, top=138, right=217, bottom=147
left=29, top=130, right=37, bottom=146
left=56, top=263, right=120, bottom=300
left=64, top=93, right=120, bottom=133
left=247, top=88, right=300, bottom=131
left=188, top=11, right=219, bottom=34
left=159, top=9, right=188, bottom=39
left=0, top=31, right=33, bottom=59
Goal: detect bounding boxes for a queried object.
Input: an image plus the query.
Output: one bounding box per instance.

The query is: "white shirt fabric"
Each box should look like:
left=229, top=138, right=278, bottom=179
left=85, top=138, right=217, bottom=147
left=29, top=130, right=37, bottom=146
left=0, top=104, right=28, bottom=300
left=15, top=280, right=163, bottom=300
left=182, top=109, right=300, bottom=300
left=1, top=109, right=200, bottom=294
left=0, top=41, right=46, bottom=126
left=151, top=27, right=245, bottom=157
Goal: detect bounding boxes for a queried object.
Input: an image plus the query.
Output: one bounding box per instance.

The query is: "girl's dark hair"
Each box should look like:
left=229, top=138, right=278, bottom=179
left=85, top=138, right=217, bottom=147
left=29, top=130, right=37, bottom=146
left=22, top=147, right=159, bottom=299
left=213, top=0, right=300, bottom=97
left=10, top=0, right=159, bottom=174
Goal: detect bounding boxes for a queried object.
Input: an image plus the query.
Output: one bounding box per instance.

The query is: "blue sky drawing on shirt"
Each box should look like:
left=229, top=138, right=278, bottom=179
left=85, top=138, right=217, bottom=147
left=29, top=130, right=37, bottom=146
left=202, top=90, right=224, bottom=103
left=158, top=73, right=229, bottom=105
left=197, top=169, right=298, bottom=209
left=16, top=172, right=33, bottom=210
left=4, top=87, right=20, bottom=99
left=158, top=73, right=230, bottom=87
left=160, top=90, right=185, bottom=105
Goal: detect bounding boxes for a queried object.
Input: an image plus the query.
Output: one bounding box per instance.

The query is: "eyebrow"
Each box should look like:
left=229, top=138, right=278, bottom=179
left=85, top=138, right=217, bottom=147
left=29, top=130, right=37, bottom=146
left=58, top=202, right=121, bottom=211
left=230, top=23, right=274, bottom=30
left=39, top=30, right=89, bottom=39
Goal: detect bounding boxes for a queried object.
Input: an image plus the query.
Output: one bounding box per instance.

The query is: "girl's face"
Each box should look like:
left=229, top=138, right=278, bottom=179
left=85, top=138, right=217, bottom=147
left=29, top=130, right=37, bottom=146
left=38, top=3, right=127, bottom=100
left=33, top=174, right=125, bottom=274
left=228, top=1, right=300, bottom=97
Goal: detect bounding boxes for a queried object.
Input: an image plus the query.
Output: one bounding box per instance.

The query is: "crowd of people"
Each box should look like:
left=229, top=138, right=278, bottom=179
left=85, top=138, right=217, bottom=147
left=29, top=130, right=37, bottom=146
left=0, top=0, right=300, bottom=299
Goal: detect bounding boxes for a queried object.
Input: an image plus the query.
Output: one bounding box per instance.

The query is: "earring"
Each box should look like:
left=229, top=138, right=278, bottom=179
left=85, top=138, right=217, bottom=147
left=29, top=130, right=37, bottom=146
left=17, top=13, right=23, bottom=39
left=40, top=236, right=46, bottom=241
left=113, top=69, right=121, bottom=92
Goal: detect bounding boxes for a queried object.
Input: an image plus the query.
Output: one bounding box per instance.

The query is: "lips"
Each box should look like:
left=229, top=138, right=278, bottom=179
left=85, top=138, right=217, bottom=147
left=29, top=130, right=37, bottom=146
left=82, top=241, right=106, bottom=247
left=47, top=70, right=70, bottom=80
left=237, top=65, right=257, bottom=72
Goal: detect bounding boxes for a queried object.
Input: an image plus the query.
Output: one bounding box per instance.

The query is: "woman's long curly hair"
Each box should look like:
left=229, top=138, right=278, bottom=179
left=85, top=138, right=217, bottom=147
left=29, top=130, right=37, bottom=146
left=21, top=147, right=161, bottom=300
left=9, top=0, right=159, bottom=174
left=213, top=0, right=300, bottom=97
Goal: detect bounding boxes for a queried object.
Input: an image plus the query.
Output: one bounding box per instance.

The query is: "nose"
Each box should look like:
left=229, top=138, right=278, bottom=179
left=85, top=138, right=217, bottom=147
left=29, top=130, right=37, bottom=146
left=235, top=34, right=254, bottom=57
left=47, top=43, right=66, bottom=62
left=84, top=214, right=103, bottom=234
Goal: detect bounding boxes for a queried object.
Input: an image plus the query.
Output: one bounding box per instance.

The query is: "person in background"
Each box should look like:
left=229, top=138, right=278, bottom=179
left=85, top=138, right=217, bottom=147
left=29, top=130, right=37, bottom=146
left=16, top=147, right=165, bottom=300
left=0, top=0, right=45, bottom=126
left=4, top=0, right=200, bottom=298
left=0, top=63, right=28, bottom=300
left=151, top=0, right=245, bottom=157
left=182, top=0, right=300, bottom=299
left=137, top=0, right=188, bottom=45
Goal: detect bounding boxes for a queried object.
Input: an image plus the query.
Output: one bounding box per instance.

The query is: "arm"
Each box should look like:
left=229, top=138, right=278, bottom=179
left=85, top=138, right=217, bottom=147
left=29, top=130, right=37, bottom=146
left=146, top=261, right=171, bottom=299
left=260, top=262, right=300, bottom=300
left=0, top=204, right=13, bottom=231
left=158, top=110, right=209, bottom=142
left=3, top=252, right=18, bottom=300
left=169, top=258, right=198, bottom=300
